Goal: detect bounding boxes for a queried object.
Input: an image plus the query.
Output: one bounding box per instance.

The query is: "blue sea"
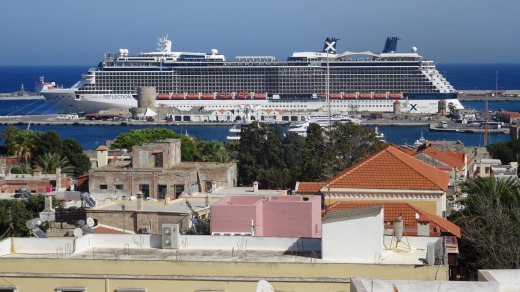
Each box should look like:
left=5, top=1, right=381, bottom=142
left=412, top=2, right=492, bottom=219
left=0, top=64, right=519, bottom=150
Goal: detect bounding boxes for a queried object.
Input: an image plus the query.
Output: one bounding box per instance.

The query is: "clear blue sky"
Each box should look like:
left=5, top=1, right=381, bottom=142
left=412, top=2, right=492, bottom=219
left=1, top=0, right=519, bottom=65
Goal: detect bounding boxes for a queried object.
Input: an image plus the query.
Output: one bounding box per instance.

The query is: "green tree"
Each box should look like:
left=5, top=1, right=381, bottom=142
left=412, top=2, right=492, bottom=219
left=487, top=139, right=520, bottom=164
left=198, top=141, right=231, bottom=163
left=327, top=122, right=387, bottom=173
left=281, top=131, right=306, bottom=187
left=0, top=125, right=19, bottom=154
left=35, top=152, right=75, bottom=175
left=299, top=122, right=385, bottom=182
left=449, top=175, right=520, bottom=276
left=110, top=128, right=199, bottom=161
left=0, top=195, right=62, bottom=238
left=33, top=131, right=63, bottom=161
left=63, top=138, right=91, bottom=177
left=237, top=122, right=289, bottom=188
left=11, top=130, right=37, bottom=168
left=300, top=123, right=331, bottom=182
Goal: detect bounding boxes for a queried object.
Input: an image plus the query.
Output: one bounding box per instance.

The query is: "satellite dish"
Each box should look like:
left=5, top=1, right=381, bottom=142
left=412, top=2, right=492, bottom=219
left=86, top=217, right=95, bottom=228
left=26, top=218, right=41, bottom=230
left=256, top=280, right=274, bottom=292
left=80, top=192, right=89, bottom=200
left=73, top=228, right=83, bottom=237
left=76, top=219, right=86, bottom=227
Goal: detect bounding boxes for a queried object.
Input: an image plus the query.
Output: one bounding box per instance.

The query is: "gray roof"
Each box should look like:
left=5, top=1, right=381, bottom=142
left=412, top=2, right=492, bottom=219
left=322, top=206, right=383, bottom=224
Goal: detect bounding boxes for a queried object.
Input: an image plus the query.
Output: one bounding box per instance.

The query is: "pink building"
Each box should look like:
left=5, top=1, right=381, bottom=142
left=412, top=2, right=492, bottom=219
left=210, top=195, right=321, bottom=238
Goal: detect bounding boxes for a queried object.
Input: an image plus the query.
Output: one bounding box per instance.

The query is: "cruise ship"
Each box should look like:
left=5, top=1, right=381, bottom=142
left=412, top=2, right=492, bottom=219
left=40, top=36, right=462, bottom=115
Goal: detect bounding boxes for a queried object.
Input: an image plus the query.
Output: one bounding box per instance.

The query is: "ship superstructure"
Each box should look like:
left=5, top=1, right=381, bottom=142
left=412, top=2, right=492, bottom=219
left=41, top=36, right=462, bottom=114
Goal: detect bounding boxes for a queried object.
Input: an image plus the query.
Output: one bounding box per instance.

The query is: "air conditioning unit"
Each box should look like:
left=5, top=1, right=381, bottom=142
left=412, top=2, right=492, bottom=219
left=141, top=226, right=151, bottom=234
left=161, top=223, right=179, bottom=249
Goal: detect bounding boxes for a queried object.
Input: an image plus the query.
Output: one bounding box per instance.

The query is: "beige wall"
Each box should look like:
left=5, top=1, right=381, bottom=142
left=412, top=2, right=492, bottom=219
left=0, top=258, right=448, bottom=292
left=86, top=209, right=189, bottom=234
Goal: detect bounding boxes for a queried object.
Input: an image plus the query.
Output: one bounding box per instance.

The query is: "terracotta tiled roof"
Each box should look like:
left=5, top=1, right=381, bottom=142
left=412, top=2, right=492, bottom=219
left=295, top=182, right=326, bottom=193
left=325, top=146, right=449, bottom=191
left=415, top=147, right=465, bottom=170
left=96, top=145, right=109, bottom=151
left=328, top=201, right=461, bottom=238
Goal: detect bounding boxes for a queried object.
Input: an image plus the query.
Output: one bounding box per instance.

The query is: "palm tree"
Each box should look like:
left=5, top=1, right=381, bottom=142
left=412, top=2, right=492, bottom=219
left=35, top=152, right=74, bottom=175
left=11, top=130, right=37, bottom=168
left=450, top=175, right=520, bottom=273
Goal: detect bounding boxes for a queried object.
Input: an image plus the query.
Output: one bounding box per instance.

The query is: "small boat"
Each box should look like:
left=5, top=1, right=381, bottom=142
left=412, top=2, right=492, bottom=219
left=374, top=93, right=387, bottom=99
left=329, top=93, right=341, bottom=99
left=414, top=131, right=427, bottom=148
left=226, top=123, right=246, bottom=141
left=287, top=121, right=310, bottom=137
left=344, top=93, right=356, bottom=99
left=201, top=93, right=214, bottom=100
left=235, top=92, right=251, bottom=100
left=359, top=93, right=371, bottom=99
left=171, top=93, right=185, bottom=100
left=374, top=126, right=385, bottom=141
left=186, top=93, right=199, bottom=100
left=217, top=92, right=232, bottom=100
left=254, top=93, right=267, bottom=99
left=156, top=93, right=170, bottom=100
left=389, top=92, right=402, bottom=99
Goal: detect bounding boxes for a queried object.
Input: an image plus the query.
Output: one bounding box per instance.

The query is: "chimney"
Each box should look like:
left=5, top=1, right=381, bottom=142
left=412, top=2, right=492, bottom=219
left=33, top=167, right=43, bottom=177
left=253, top=181, right=259, bottom=193
left=44, top=195, right=54, bottom=212
left=55, top=166, right=62, bottom=189
left=96, top=145, right=109, bottom=167
left=136, top=191, right=144, bottom=211
left=417, top=221, right=430, bottom=236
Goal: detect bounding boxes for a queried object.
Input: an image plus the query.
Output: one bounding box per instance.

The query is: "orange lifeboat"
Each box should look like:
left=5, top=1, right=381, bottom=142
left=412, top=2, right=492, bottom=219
left=235, top=92, right=251, bottom=100
left=187, top=93, right=199, bottom=100
left=171, top=93, right=185, bottom=100
left=330, top=93, right=341, bottom=99
left=359, top=93, right=371, bottom=99
left=374, top=93, right=387, bottom=99
left=344, top=93, right=356, bottom=99
left=156, top=93, right=170, bottom=100
left=201, top=93, right=214, bottom=100
left=389, top=92, right=402, bottom=99
left=217, top=92, right=232, bottom=100
left=254, top=93, right=267, bottom=99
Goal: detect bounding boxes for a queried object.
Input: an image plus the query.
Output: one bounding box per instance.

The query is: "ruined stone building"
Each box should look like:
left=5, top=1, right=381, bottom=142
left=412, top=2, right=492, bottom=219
left=88, top=139, right=237, bottom=199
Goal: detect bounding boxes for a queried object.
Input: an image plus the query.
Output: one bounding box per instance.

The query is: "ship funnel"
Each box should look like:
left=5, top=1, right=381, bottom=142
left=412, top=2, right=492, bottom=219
left=383, top=37, right=400, bottom=53
left=322, top=37, right=339, bottom=54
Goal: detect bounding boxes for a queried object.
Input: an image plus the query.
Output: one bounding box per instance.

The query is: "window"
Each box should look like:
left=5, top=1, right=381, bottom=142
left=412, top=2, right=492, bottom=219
left=157, top=184, right=167, bottom=200
left=205, top=181, right=213, bottom=192
left=100, top=184, right=108, bottom=190
left=154, top=152, right=163, bottom=167
left=0, top=287, right=17, bottom=292
left=174, top=184, right=185, bottom=199
left=115, top=184, right=124, bottom=190
left=139, top=184, right=150, bottom=198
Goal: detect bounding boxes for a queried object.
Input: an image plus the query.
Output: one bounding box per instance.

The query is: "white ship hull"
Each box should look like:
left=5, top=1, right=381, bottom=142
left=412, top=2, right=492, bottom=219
left=41, top=90, right=463, bottom=115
